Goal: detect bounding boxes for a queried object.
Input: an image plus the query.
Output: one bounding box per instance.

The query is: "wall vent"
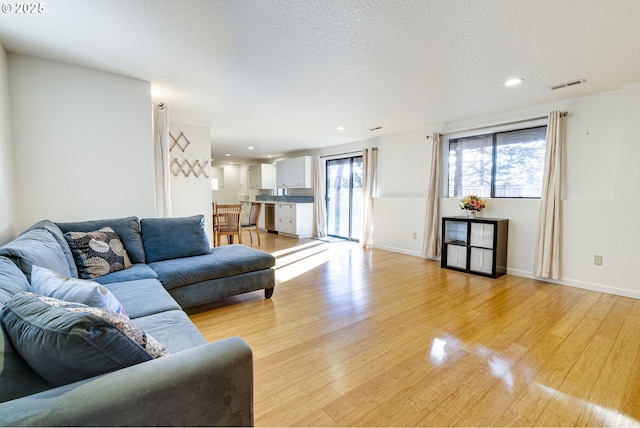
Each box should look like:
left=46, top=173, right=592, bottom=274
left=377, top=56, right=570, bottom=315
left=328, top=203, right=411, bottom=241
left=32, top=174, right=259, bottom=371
left=368, top=126, right=384, bottom=132
left=549, top=79, right=586, bottom=90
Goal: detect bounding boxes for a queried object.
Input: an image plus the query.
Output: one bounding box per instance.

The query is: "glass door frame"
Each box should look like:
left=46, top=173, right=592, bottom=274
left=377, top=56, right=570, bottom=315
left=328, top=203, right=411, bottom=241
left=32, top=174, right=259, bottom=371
left=325, top=155, right=363, bottom=241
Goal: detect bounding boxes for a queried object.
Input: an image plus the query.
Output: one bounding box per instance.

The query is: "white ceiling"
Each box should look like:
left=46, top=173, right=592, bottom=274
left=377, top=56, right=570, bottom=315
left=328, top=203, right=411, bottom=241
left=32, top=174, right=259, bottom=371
left=1, top=0, right=640, bottom=163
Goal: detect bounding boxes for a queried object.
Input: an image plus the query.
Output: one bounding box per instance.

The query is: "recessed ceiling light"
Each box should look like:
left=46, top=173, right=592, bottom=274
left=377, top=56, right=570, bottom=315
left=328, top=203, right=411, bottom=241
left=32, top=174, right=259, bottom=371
left=504, top=78, right=524, bottom=86
left=337, top=126, right=345, bottom=131
left=248, top=146, right=254, bottom=150
left=225, top=153, right=231, bottom=157
left=267, top=155, right=273, bottom=158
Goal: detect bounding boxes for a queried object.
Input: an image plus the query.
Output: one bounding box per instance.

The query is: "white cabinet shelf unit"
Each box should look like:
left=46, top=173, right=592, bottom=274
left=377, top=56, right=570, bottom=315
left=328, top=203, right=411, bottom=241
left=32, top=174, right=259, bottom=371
left=276, top=156, right=312, bottom=188
left=441, top=216, right=509, bottom=278
left=248, top=164, right=276, bottom=190
left=275, top=203, right=313, bottom=239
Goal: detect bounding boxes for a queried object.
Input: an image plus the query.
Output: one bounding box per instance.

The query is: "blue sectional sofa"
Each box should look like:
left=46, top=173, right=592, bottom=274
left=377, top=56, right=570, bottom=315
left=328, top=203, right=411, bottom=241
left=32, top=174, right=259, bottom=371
left=0, top=215, right=276, bottom=426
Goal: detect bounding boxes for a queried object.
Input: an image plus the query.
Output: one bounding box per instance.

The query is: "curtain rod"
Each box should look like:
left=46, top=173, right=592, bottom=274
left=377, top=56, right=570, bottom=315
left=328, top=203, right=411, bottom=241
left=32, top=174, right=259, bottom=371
left=425, top=111, right=568, bottom=139
left=320, top=150, right=363, bottom=159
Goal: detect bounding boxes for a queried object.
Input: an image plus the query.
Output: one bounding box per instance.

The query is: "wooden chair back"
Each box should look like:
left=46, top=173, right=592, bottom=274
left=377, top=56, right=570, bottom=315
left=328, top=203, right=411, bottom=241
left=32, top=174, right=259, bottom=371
left=215, top=204, right=242, bottom=245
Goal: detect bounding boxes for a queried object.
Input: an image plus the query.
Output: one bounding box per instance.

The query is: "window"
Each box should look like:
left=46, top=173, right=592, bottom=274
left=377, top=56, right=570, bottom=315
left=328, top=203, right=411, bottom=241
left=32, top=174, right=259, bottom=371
left=448, top=126, right=547, bottom=198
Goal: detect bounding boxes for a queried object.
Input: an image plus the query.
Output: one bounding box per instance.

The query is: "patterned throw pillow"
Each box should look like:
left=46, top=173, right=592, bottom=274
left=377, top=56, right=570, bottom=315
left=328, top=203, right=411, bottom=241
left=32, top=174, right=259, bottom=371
left=64, top=227, right=132, bottom=279
left=37, top=295, right=167, bottom=358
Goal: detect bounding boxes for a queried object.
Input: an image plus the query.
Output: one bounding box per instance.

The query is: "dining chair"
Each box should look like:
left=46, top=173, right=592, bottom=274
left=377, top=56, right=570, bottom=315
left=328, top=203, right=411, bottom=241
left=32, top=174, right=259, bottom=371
left=211, top=202, right=218, bottom=246
left=215, top=204, right=242, bottom=246
left=241, top=202, right=262, bottom=245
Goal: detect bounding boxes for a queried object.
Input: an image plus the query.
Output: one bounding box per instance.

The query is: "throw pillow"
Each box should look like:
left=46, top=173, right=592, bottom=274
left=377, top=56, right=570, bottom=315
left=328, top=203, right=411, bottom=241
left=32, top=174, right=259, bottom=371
left=64, top=227, right=132, bottom=279
left=0, top=228, right=72, bottom=281
left=1, top=292, right=168, bottom=387
left=140, top=215, right=211, bottom=263
left=30, top=265, right=127, bottom=317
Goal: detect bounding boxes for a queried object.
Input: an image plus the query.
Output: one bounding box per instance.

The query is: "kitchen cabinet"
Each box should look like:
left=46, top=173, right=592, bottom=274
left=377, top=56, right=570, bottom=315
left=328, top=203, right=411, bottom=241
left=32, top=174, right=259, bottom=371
left=276, top=156, right=312, bottom=188
left=275, top=203, right=313, bottom=238
left=441, top=217, right=509, bottom=278
left=248, top=164, right=276, bottom=190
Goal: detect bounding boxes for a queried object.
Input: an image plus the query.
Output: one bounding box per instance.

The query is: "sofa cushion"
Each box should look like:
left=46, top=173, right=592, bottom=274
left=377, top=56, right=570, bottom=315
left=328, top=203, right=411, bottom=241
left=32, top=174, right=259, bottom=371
left=103, top=278, right=181, bottom=319
left=1, top=293, right=168, bottom=387
left=133, top=310, right=208, bottom=353
left=0, top=228, right=71, bottom=281
left=0, top=258, right=50, bottom=404
left=93, top=263, right=158, bottom=285
left=149, top=244, right=275, bottom=290
left=64, top=227, right=132, bottom=279
left=140, top=215, right=211, bottom=263
left=56, top=217, right=146, bottom=264
left=27, top=220, right=78, bottom=278
left=30, top=265, right=127, bottom=317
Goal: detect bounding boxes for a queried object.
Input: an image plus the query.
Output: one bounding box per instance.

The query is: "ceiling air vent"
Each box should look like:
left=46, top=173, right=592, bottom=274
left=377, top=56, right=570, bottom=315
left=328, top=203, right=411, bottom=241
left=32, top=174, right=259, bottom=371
left=549, top=79, right=586, bottom=90
left=368, top=126, right=384, bottom=132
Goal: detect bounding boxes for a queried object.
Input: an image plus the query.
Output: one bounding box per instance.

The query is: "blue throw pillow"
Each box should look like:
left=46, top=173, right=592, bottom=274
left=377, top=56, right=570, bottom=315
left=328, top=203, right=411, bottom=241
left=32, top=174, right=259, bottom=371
left=64, top=227, right=132, bottom=279
left=1, top=293, right=168, bottom=387
left=30, top=265, right=127, bottom=317
left=140, top=215, right=211, bottom=263
left=0, top=228, right=71, bottom=281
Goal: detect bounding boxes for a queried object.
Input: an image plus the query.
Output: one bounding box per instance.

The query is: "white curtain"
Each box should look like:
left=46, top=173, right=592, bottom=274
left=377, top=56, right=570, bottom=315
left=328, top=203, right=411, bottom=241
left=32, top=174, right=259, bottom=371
left=422, top=132, right=441, bottom=258
left=534, top=111, right=563, bottom=279
left=361, top=147, right=378, bottom=248
left=152, top=102, right=172, bottom=218
left=312, top=156, right=327, bottom=237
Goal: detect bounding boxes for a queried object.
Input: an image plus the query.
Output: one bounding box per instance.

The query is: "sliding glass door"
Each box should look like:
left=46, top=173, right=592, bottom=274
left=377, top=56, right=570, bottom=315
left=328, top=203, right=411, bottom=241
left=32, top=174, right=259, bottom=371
left=326, top=156, right=363, bottom=240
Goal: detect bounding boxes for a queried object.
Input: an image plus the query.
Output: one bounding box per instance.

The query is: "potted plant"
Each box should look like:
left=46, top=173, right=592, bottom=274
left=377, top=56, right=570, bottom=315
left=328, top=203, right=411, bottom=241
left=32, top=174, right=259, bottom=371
left=459, top=195, right=486, bottom=218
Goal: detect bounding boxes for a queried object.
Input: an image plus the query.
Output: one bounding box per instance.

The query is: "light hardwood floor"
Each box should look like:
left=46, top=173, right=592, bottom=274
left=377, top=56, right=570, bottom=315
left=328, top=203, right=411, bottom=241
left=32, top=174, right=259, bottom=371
left=191, top=231, right=640, bottom=426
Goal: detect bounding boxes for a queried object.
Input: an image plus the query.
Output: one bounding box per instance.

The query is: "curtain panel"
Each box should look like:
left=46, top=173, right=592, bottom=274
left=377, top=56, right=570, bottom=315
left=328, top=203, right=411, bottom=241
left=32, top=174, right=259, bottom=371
left=152, top=102, right=172, bottom=218
left=312, top=156, right=327, bottom=237
left=361, top=147, right=378, bottom=248
left=422, top=133, right=441, bottom=258
left=533, top=111, right=563, bottom=279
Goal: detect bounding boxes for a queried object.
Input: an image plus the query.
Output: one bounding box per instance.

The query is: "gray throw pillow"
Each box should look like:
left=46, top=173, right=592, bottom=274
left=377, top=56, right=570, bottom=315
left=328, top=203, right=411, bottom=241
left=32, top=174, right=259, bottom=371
left=140, top=215, right=211, bottom=263
left=64, top=227, right=132, bottom=279
left=1, top=292, right=168, bottom=387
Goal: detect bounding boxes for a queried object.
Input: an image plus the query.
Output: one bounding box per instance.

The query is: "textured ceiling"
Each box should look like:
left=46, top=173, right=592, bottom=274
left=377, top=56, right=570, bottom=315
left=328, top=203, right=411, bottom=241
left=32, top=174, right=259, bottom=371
left=1, top=0, right=640, bottom=163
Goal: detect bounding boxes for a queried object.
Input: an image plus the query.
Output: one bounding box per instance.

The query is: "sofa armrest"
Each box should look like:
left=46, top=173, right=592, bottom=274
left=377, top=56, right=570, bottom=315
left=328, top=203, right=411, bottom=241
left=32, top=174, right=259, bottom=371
left=0, top=336, right=254, bottom=427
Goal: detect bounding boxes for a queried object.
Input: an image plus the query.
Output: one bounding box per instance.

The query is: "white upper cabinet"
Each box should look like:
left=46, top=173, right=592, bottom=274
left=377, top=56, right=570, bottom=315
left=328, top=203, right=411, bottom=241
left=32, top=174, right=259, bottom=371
left=276, top=156, right=312, bottom=188
left=248, top=164, right=276, bottom=190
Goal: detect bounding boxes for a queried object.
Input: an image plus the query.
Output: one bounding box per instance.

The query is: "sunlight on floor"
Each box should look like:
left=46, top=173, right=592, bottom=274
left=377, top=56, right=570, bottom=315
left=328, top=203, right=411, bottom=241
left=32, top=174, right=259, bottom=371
left=274, top=242, right=333, bottom=283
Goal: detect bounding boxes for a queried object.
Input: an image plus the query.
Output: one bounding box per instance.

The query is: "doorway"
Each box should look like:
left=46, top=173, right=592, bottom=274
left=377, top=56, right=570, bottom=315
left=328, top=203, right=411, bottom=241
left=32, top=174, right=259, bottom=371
left=326, top=156, right=363, bottom=240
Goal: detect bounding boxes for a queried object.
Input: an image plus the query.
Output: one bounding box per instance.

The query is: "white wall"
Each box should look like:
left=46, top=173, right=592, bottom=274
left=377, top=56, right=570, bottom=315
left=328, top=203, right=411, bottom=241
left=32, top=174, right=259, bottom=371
left=7, top=54, right=155, bottom=231
left=169, top=122, right=213, bottom=244
left=0, top=44, right=16, bottom=244
left=211, top=163, right=243, bottom=204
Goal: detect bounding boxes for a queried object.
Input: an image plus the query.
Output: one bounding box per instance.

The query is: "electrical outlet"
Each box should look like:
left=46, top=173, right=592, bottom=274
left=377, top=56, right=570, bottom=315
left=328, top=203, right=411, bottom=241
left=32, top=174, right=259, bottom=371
left=412, top=232, right=417, bottom=240
left=594, top=255, right=603, bottom=266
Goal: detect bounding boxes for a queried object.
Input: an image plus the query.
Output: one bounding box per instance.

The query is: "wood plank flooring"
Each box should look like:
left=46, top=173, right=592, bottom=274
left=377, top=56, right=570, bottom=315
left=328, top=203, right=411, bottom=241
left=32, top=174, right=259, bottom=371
left=190, top=231, right=640, bottom=426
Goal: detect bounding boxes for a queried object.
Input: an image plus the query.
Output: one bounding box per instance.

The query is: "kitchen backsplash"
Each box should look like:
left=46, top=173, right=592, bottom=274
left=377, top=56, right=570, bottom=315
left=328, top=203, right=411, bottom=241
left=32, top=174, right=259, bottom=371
left=256, top=195, right=314, bottom=203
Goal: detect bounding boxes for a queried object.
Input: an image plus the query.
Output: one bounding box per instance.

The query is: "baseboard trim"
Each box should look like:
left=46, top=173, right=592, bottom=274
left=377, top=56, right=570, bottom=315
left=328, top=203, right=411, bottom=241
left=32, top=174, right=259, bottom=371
left=371, top=244, right=423, bottom=258
left=507, top=268, right=640, bottom=299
